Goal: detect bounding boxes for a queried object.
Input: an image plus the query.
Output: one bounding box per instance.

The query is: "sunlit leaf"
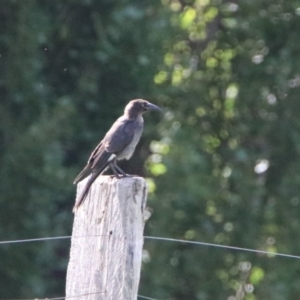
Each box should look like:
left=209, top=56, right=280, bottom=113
left=149, top=163, right=167, bottom=176
left=180, top=7, right=197, bottom=29
left=250, top=267, right=265, bottom=285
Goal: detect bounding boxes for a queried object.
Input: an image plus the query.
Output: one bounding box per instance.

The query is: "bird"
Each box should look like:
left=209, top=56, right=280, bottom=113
left=73, top=99, right=161, bottom=212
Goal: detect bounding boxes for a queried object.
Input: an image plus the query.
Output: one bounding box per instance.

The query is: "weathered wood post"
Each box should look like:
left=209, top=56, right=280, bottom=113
left=66, top=175, right=148, bottom=300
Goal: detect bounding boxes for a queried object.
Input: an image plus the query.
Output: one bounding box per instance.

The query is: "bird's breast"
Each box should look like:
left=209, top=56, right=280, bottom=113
left=118, top=117, right=144, bottom=160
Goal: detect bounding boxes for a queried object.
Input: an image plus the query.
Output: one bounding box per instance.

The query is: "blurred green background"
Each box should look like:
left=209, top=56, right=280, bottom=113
left=1, top=0, right=300, bottom=299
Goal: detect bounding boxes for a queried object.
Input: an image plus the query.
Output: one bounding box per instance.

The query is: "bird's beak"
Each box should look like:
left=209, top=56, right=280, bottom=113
left=147, top=102, right=162, bottom=112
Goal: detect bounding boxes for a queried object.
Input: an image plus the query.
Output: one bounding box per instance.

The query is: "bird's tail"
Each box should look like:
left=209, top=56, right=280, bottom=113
left=72, top=163, right=110, bottom=212
left=73, top=165, right=91, bottom=184
left=72, top=174, right=95, bottom=212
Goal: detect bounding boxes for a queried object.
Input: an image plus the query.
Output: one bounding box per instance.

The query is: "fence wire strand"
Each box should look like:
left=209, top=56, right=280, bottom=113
left=0, top=235, right=110, bottom=245
left=1, top=234, right=299, bottom=260
left=0, top=291, right=105, bottom=300
left=0, top=293, right=156, bottom=300
left=138, top=295, right=159, bottom=300
left=144, top=236, right=300, bottom=259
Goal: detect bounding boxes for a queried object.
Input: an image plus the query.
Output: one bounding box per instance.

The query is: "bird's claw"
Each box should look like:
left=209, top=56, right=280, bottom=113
left=110, top=174, right=128, bottom=179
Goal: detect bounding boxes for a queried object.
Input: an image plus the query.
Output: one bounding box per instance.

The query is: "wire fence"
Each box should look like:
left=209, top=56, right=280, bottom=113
left=1, top=233, right=299, bottom=300
left=0, top=292, right=157, bottom=300
left=1, top=234, right=300, bottom=260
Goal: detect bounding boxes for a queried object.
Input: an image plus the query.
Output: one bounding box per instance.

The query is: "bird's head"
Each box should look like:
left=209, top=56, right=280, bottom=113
left=125, top=99, right=161, bottom=118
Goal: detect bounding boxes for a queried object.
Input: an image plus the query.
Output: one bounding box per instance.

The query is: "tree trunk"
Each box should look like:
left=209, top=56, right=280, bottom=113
left=66, top=176, right=148, bottom=300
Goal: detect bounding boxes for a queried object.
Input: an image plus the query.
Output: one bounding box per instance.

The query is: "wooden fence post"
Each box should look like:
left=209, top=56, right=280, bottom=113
left=66, top=175, right=148, bottom=300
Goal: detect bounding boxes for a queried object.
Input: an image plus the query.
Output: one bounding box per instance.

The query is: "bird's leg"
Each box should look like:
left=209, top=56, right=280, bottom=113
left=109, top=161, right=132, bottom=178
left=109, top=163, right=122, bottom=179
left=114, top=164, right=132, bottom=177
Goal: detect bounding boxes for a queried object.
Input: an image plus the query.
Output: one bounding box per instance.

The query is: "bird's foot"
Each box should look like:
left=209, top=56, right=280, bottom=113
left=122, top=174, right=139, bottom=177
left=122, top=173, right=132, bottom=177
left=110, top=173, right=133, bottom=179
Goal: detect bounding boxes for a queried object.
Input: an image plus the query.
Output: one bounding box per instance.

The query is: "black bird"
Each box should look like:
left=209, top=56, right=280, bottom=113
left=73, top=99, right=161, bottom=212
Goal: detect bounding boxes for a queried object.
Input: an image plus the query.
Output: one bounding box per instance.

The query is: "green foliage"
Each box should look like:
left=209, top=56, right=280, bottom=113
left=1, top=0, right=300, bottom=299
left=143, top=0, right=300, bottom=299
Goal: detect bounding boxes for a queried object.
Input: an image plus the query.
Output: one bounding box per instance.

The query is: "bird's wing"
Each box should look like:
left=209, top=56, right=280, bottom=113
left=73, top=140, right=108, bottom=184
left=87, top=141, right=110, bottom=170
left=73, top=119, right=134, bottom=206
left=89, top=117, right=136, bottom=169
left=73, top=164, right=92, bottom=184
left=74, top=117, right=136, bottom=184
left=105, top=118, right=136, bottom=152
